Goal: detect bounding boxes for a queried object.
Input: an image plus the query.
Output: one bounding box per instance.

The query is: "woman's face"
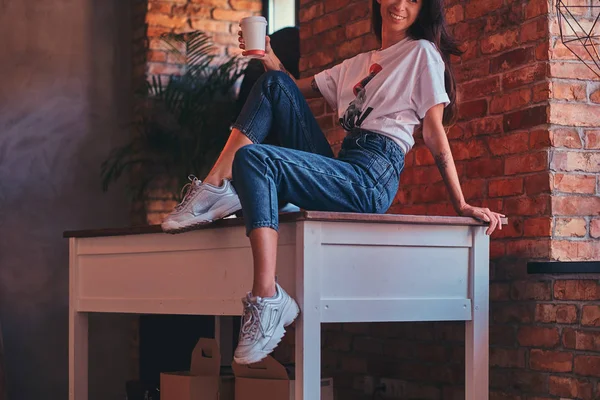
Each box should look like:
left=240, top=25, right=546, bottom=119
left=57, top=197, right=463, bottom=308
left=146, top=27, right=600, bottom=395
left=378, top=0, right=422, bottom=35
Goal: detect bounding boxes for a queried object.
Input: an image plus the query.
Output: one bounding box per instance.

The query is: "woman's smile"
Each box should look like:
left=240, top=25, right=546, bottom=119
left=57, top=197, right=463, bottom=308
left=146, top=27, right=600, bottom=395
left=389, top=11, right=407, bottom=21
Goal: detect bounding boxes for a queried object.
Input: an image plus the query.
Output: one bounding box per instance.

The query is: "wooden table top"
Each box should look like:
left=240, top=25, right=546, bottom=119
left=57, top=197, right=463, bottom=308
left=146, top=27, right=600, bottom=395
left=63, top=211, right=508, bottom=238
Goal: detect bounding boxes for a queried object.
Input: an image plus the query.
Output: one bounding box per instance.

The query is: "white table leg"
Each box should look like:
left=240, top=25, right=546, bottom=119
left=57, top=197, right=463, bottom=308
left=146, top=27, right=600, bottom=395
left=465, top=227, right=489, bottom=400
left=69, top=311, right=88, bottom=400
left=69, top=238, right=88, bottom=400
left=295, top=222, right=322, bottom=400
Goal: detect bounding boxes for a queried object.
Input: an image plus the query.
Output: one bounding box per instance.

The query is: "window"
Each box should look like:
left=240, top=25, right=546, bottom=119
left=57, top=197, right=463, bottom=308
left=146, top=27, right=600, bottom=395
left=263, top=0, right=298, bottom=34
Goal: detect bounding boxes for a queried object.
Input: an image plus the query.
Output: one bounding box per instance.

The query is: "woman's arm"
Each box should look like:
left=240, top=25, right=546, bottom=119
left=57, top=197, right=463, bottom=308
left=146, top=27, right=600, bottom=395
left=239, top=33, right=323, bottom=99
left=422, top=104, right=466, bottom=213
left=422, top=103, right=505, bottom=235
left=260, top=52, right=323, bottom=99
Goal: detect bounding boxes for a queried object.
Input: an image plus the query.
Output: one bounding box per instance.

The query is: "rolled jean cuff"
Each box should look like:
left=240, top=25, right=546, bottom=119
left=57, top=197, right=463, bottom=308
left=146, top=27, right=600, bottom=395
left=231, top=123, right=261, bottom=144
left=246, top=221, right=279, bottom=237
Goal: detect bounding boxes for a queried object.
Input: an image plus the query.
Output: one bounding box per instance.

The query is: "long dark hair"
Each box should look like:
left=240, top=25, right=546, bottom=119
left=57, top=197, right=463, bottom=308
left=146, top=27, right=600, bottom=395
left=372, top=0, right=462, bottom=126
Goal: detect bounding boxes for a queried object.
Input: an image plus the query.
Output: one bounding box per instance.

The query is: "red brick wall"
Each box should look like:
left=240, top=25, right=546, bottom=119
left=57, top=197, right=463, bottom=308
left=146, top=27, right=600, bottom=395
left=489, top=262, right=600, bottom=399
left=146, top=0, right=262, bottom=80
left=447, top=0, right=553, bottom=263
left=299, top=0, right=600, bottom=398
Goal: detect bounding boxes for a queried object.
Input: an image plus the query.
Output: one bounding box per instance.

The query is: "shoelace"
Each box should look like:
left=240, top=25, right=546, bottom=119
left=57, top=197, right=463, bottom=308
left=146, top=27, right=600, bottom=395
left=240, top=297, right=266, bottom=341
left=174, top=175, right=202, bottom=211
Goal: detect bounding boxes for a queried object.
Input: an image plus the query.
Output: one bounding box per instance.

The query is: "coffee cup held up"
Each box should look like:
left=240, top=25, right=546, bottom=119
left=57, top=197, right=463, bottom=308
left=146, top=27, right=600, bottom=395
left=239, top=16, right=268, bottom=58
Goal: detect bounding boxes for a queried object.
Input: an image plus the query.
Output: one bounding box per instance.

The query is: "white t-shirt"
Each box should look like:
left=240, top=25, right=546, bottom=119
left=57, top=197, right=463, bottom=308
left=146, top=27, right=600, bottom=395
left=314, top=37, right=450, bottom=154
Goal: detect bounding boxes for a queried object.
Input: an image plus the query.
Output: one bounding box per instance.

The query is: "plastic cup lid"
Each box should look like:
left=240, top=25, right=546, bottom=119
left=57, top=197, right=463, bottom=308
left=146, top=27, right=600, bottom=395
left=240, top=16, right=267, bottom=25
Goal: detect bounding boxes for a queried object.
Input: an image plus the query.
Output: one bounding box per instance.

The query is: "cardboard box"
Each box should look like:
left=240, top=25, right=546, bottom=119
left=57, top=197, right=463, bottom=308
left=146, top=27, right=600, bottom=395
left=160, top=338, right=234, bottom=400
left=233, top=356, right=333, bottom=400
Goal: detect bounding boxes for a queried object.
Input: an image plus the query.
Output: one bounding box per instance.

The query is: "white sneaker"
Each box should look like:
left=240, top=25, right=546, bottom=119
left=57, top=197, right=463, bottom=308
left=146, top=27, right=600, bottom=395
left=161, top=175, right=242, bottom=233
left=279, top=203, right=301, bottom=213
left=233, top=283, right=300, bottom=365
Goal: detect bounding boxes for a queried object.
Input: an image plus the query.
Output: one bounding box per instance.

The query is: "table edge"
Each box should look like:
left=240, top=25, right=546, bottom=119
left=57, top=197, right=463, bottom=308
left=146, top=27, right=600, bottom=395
left=63, top=210, right=507, bottom=238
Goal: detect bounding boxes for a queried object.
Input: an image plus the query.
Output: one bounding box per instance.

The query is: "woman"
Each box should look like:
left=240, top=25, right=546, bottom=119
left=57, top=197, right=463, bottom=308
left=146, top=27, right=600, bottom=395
left=162, top=0, right=505, bottom=365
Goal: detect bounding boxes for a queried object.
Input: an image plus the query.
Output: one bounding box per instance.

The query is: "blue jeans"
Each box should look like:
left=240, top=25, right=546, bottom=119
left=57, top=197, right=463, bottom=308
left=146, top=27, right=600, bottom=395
left=231, top=71, right=405, bottom=236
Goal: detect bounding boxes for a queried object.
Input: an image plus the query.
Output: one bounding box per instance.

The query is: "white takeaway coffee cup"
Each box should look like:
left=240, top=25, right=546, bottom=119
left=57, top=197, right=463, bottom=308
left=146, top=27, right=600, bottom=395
left=239, top=16, right=268, bottom=58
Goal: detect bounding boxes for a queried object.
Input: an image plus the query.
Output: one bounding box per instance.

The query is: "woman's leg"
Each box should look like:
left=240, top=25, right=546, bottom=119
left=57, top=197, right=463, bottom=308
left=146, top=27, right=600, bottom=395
left=203, top=128, right=251, bottom=187
left=233, top=142, right=397, bottom=236
left=204, top=70, right=333, bottom=186
left=232, top=137, right=402, bottom=364
left=162, top=71, right=332, bottom=232
left=248, top=228, right=278, bottom=298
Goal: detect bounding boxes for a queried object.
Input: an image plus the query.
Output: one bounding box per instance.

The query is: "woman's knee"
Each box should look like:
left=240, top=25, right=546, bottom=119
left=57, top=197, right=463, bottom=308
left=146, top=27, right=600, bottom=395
left=232, top=144, right=254, bottom=170
left=259, top=70, right=294, bottom=92
left=232, top=144, right=263, bottom=180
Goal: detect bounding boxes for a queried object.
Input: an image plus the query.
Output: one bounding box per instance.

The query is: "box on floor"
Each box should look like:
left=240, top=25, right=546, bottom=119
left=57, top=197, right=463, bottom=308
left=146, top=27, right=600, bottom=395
left=233, top=356, right=333, bottom=400
left=160, top=338, right=234, bottom=400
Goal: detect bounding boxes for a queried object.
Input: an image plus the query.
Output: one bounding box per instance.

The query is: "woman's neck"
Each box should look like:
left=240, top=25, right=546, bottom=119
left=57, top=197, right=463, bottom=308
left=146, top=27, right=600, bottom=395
left=380, top=29, right=408, bottom=50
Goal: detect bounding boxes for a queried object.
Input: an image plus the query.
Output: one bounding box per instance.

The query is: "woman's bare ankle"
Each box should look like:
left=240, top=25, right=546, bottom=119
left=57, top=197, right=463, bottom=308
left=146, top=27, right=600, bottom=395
left=252, top=284, right=276, bottom=299
left=203, top=169, right=233, bottom=186
left=202, top=175, right=223, bottom=187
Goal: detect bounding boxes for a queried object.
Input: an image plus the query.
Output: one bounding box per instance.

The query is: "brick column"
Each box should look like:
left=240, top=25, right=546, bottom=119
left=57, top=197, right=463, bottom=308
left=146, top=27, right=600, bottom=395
left=547, top=0, right=600, bottom=260
left=299, top=0, right=600, bottom=398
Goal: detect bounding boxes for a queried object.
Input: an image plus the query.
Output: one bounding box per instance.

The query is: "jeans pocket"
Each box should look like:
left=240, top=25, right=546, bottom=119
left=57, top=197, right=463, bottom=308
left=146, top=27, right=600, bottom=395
left=371, top=154, right=392, bottom=183
left=353, top=135, right=386, bottom=176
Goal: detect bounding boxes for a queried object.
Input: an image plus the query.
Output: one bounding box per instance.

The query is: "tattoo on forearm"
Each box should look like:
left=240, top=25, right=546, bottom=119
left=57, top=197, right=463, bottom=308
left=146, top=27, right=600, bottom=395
left=310, top=78, right=321, bottom=94
left=434, top=152, right=450, bottom=181
left=278, top=63, right=292, bottom=79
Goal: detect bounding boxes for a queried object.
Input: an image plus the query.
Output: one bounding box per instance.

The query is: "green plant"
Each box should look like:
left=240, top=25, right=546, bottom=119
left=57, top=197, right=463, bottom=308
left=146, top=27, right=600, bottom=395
left=101, top=30, right=244, bottom=202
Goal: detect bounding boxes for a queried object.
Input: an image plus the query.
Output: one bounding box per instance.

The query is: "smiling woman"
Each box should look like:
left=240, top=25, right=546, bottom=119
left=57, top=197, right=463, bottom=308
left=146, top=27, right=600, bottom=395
left=158, top=0, right=506, bottom=368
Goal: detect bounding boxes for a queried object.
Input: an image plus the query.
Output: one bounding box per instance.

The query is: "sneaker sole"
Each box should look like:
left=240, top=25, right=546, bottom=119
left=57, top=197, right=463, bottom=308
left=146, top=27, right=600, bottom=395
left=233, top=298, right=300, bottom=365
left=161, top=202, right=242, bottom=234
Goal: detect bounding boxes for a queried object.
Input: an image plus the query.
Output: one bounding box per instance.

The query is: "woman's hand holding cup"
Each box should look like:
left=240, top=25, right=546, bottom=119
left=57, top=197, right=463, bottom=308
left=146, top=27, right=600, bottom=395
left=238, top=19, right=280, bottom=71
left=239, top=16, right=281, bottom=71
left=238, top=16, right=269, bottom=57
left=238, top=31, right=273, bottom=59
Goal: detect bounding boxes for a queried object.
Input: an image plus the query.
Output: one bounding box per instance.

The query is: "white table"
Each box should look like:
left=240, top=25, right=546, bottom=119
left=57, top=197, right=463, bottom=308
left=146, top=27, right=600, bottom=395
left=65, top=211, right=496, bottom=400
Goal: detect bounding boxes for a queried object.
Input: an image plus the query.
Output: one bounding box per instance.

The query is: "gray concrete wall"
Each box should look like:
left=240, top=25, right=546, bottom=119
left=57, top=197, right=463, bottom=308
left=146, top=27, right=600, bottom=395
left=0, top=0, right=136, bottom=398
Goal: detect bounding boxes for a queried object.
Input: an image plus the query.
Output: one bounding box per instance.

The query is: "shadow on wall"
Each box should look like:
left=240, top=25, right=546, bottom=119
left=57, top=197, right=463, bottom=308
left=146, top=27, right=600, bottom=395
left=0, top=0, right=135, bottom=398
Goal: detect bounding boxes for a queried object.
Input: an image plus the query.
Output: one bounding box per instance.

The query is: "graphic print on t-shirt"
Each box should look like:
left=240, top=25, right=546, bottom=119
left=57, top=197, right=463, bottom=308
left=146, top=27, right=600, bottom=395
left=340, top=63, right=383, bottom=131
